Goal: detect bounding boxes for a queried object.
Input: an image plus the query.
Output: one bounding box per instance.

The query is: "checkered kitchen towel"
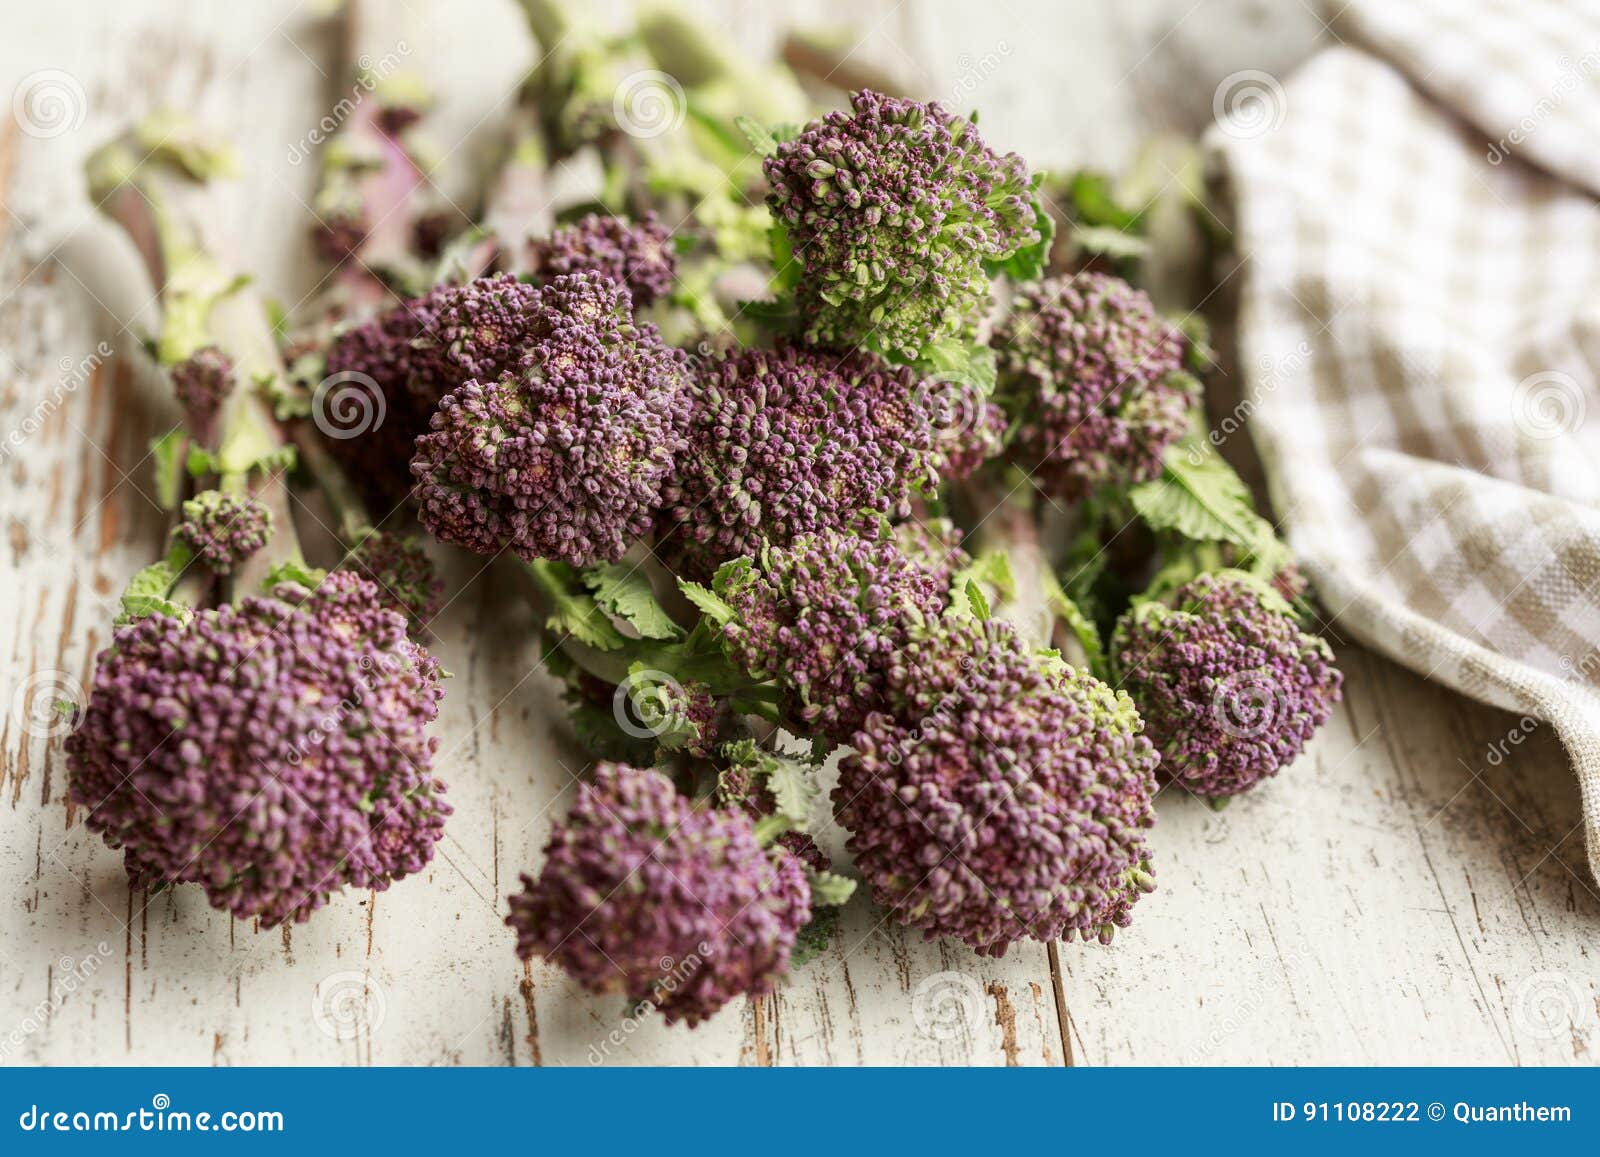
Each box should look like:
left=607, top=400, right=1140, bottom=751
left=1207, top=0, right=1600, bottom=877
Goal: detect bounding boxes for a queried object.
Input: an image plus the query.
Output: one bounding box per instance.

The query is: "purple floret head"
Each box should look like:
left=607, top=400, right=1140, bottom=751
left=506, top=763, right=809, bottom=1027
left=410, top=273, right=692, bottom=566
left=173, top=490, right=273, bottom=576
left=764, top=89, right=1039, bottom=359
left=170, top=345, right=235, bottom=448
left=65, top=571, right=450, bottom=927
left=659, top=344, right=958, bottom=579
left=321, top=273, right=546, bottom=501
left=834, top=614, right=1158, bottom=955
left=1112, top=570, right=1342, bottom=799
left=717, top=530, right=952, bottom=745
left=346, top=531, right=444, bottom=636
left=529, top=212, right=677, bottom=306
left=992, top=272, right=1192, bottom=501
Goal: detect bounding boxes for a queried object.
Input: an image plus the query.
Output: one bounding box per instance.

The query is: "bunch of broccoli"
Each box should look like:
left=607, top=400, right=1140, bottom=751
left=67, top=0, right=1340, bottom=1024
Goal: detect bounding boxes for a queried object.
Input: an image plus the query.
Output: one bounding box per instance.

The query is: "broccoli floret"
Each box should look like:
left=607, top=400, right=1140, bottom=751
left=527, top=212, right=677, bottom=306
left=659, top=343, right=968, bottom=579
left=716, top=530, right=956, bottom=745
left=992, top=273, right=1192, bottom=500
left=66, top=572, right=450, bottom=928
left=410, top=273, right=691, bottom=566
left=173, top=490, right=273, bottom=576
left=506, top=764, right=809, bottom=1027
left=765, top=89, right=1039, bottom=359
left=834, top=614, right=1159, bottom=955
left=1112, top=571, right=1342, bottom=799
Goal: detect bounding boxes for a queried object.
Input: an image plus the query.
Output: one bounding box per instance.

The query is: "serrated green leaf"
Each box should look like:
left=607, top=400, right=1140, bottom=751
left=1129, top=444, right=1262, bottom=548
left=763, top=756, right=819, bottom=830
left=262, top=559, right=327, bottom=593
left=528, top=560, right=627, bottom=651
left=678, top=579, right=735, bottom=627
left=734, top=115, right=778, bottom=157
left=583, top=564, right=681, bottom=640
left=910, top=339, right=997, bottom=396
left=806, top=869, right=857, bottom=907
left=149, top=428, right=186, bottom=510
left=964, top=578, right=990, bottom=621
left=951, top=549, right=1015, bottom=616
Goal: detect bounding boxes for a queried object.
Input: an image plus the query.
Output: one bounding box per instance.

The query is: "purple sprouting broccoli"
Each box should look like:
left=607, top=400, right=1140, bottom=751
left=173, top=490, right=274, bottom=575
left=411, top=273, right=692, bottom=566
left=992, top=273, right=1193, bottom=501
left=320, top=272, right=545, bottom=501
left=658, top=344, right=955, bottom=580
left=528, top=212, right=677, bottom=306
left=1111, top=571, right=1342, bottom=800
left=764, top=89, right=1040, bottom=360
left=834, top=614, right=1158, bottom=955
left=506, top=763, right=809, bottom=1027
left=890, top=518, right=970, bottom=595
left=346, top=531, right=444, bottom=636
left=65, top=571, right=450, bottom=927
left=169, top=345, right=234, bottom=448
left=714, top=531, right=952, bottom=745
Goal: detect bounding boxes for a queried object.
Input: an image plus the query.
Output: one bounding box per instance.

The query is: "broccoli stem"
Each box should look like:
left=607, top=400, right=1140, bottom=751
left=89, top=113, right=308, bottom=600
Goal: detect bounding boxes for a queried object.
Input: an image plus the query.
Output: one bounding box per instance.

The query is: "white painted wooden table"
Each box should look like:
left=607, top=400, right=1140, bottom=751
left=2, top=0, right=1597, bottom=1066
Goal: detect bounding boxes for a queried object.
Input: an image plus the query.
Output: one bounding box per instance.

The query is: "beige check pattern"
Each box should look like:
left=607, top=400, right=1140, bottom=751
left=1208, top=0, right=1600, bottom=877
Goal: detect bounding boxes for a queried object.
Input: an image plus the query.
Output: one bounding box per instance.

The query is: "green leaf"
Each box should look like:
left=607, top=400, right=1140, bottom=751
left=964, top=578, right=990, bottom=621
left=1070, top=223, right=1151, bottom=261
left=764, top=756, right=820, bottom=830
left=1042, top=568, right=1106, bottom=678
left=148, top=428, right=186, bottom=510
left=767, top=221, right=803, bottom=295
left=583, top=563, right=682, bottom=640
left=734, top=115, right=778, bottom=157
left=1068, top=169, right=1144, bottom=231
left=806, top=869, right=857, bottom=907
left=951, top=549, right=1015, bottom=614
left=677, top=579, right=735, bottom=627
left=1129, top=443, right=1263, bottom=548
left=909, top=339, right=997, bottom=396
left=262, top=559, right=327, bottom=593
left=528, top=560, right=627, bottom=651
left=1129, top=441, right=1294, bottom=579
left=116, top=541, right=200, bottom=624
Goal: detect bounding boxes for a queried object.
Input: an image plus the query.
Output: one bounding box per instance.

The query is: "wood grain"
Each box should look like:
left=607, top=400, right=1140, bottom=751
left=1, top=0, right=1596, bottom=1067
